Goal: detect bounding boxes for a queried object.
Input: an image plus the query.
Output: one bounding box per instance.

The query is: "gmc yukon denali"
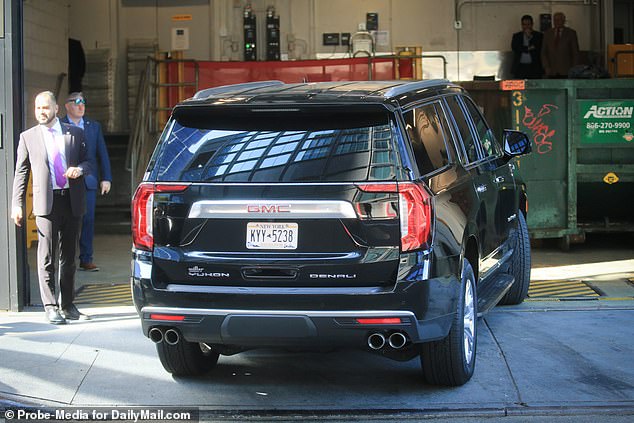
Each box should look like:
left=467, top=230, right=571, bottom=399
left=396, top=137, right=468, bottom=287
left=131, top=80, right=532, bottom=386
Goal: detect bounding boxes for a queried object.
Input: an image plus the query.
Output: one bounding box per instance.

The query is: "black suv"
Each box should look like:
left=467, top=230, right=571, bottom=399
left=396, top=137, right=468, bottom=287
left=131, top=80, right=531, bottom=386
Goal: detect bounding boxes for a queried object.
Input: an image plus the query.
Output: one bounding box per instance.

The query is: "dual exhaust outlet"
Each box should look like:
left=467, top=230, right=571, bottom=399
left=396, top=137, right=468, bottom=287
left=151, top=326, right=408, bottom=350
left=149, top=327, right=180, bottom=345
left=367, top=331, right=408, bottom=351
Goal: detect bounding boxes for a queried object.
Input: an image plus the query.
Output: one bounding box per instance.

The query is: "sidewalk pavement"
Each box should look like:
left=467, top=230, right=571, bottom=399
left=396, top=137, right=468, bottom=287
left=1, top=301, right=634, bottom=417
left=1, top=234, right=633, bottom=419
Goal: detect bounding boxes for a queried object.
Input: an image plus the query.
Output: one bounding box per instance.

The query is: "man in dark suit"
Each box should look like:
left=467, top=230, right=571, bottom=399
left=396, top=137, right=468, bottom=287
left=62, top=92, right=112, bottom=272
left=11, top=91, right=91, bottom=324
left=541, top=12, right=579, bottom=78
left=511, top=15, right=543, bottom=79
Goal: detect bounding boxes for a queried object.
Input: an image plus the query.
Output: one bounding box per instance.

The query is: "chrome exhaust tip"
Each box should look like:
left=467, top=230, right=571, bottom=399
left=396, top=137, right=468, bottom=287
left=164, top=328, right=180, bottom=346
left=367, top=333, right=386, bottom=350
left=388, top=332, right=408, bottom=349
left=149, top=327, right=164, bottom=344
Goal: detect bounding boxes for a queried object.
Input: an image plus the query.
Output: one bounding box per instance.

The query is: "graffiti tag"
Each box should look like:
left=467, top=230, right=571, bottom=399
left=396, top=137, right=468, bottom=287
left=522, top=104, right=559, bottom=154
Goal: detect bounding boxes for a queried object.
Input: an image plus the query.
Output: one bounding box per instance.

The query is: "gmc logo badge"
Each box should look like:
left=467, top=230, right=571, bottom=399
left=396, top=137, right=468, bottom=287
left=247, top=204, right=291, bottom=213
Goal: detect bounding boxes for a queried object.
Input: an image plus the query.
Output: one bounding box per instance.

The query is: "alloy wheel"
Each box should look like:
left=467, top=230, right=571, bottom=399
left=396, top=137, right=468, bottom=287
left=463, top=277, right=475, bottom=365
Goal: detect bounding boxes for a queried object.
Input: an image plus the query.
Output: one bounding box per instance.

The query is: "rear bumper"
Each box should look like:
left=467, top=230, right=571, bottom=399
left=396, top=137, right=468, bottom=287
left=133, top=277, right=460, bottom=348
left=141, top=306, right=431, bottom=348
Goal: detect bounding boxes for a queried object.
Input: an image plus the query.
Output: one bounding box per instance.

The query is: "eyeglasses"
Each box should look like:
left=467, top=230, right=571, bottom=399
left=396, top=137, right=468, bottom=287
left=69, top=98, right=85, bottom=105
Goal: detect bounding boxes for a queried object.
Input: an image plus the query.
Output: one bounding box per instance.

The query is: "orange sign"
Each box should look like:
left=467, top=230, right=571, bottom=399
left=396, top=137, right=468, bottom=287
left=171, top=14, right=193, bottom=21
left=501, top=80, right=526, bottom=91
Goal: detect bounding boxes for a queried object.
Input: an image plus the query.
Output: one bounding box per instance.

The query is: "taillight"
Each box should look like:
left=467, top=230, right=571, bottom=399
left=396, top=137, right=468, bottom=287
left=356, top=182, right=433, bottom=252
left=150, top=314, right=186, bottom=321
left=398, top=182, right=432, bottom=251
left=131, top=183, right=154, bottom=251
left=131, top=183, right=190, bottom=251
left=356, top=318, right=402, bottom=325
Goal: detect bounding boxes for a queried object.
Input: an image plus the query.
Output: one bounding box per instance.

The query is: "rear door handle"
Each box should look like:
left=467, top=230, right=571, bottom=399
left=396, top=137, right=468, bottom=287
left=476, top=184, right=487, bottom=193
left=494, top=176, right=505, bottom=184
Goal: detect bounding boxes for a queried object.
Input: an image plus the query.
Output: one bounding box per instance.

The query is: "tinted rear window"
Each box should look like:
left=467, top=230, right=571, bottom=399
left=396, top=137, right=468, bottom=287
left=403, top=102, right=451, bottom=175
left=149, top=107, right=407, bottom=183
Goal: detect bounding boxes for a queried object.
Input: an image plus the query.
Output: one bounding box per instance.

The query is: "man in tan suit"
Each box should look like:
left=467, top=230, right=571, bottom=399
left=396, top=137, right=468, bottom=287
left=11, top=91, right=91, bottom=324
left=541, top=12, right=579, bottom=78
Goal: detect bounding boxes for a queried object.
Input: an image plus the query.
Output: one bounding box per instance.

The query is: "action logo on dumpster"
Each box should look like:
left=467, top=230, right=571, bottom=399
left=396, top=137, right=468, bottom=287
left=579, top=100, right=634, bottom=144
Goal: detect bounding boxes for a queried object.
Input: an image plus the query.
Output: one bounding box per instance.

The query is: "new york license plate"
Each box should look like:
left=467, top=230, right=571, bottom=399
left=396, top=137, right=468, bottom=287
left=246, top=222, right=298, bottom=250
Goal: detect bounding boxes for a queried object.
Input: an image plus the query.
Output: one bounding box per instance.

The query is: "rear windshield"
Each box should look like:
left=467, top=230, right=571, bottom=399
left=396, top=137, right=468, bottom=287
left=149, top=107, right=407, bottom=183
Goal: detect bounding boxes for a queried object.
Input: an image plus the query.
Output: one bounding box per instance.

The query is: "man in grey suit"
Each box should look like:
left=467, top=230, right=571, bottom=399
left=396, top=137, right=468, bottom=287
left=541, top=12, right=579, bottom=78
left=11, top=91, right=91, bottom=324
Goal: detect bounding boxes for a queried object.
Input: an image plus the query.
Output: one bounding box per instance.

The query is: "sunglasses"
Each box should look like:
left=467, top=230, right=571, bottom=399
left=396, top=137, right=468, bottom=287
left=69, top=98, right=86, bottom=105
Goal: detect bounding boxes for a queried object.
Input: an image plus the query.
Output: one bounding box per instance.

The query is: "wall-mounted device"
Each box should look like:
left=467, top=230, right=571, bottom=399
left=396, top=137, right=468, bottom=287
left=244, top=4, right=257, bottom=61
left=350, top=31, right=375, bottom=57
left=266, top=6, right=280, bottom=61
left=366, top=13, right=379, bottom=31
left=171, top=27, right=190, bottom=51
left=323, top=33, right=340, bottom=46
left=340, top=32, right=351, bottom=46
left=539, top=13, right=552, bottom=32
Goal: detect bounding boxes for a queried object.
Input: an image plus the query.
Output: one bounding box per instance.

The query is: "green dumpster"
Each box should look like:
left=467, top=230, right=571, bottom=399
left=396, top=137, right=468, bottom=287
left=511, top=79, right=634, bottom=247
left=464, top=79, right=634, bottom=248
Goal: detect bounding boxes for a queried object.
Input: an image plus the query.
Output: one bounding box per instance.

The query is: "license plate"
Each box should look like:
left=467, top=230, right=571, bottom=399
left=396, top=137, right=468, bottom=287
left=246, top=222, right=298, bottom=250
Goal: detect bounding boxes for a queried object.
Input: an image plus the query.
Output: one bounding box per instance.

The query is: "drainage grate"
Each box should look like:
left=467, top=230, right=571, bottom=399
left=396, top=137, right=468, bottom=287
left=528, top=279, right=601, bottom=299
left=74, top=283, right=132, bottom=306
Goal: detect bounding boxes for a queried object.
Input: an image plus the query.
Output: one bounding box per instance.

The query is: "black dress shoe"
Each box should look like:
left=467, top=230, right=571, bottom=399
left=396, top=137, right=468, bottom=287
left=45, top=307, right=67, bottom=325
left=61, top=304, right=91, bottom=321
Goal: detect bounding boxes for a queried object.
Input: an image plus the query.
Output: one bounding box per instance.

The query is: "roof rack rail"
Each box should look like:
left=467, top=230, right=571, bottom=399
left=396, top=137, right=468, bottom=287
left=193, top=80, right=285, bottom=99
left=383, top=79, right=452, bottom=99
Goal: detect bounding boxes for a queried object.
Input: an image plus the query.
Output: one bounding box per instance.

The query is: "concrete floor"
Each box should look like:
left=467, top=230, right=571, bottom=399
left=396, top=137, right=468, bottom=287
left=4, top=232, right=634, bottom=421
left=26, top=234, right=132, bottom=306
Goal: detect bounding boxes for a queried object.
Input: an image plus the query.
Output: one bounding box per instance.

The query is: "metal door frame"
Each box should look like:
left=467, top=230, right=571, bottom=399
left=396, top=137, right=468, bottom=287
left=1, top=0, right=26, bottom=311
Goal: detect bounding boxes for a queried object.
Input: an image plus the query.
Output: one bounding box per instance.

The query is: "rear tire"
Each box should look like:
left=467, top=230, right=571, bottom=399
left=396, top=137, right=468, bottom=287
left=499, top=211, right=531, bottom=305
left=420, top=259, right=477, bottom=386
left=156, top=338, right=219, bottom=377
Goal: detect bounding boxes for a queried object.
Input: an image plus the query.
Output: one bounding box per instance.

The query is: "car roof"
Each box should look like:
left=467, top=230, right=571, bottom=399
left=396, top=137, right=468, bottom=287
left=182, top=79, right=463, bottom=108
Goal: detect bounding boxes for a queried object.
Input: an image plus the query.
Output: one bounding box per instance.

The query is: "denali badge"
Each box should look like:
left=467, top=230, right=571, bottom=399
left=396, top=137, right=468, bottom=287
left=247, top=204, right=291, bottom=213
left=188, top=266, right=229, bottom=278
left=309, top=274, right=357, bottom=279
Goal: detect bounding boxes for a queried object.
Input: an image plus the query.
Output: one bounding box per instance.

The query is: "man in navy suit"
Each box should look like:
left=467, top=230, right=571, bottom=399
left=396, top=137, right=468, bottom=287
left=62, top=92, right=112, bottom=272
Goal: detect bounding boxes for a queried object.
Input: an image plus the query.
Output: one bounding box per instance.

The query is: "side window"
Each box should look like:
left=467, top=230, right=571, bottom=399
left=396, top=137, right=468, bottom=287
left=462, top=97, right=500, bottom=158
left=446, top=95, right=480, bottom=163
left=403, top=102, right=450, bottom=175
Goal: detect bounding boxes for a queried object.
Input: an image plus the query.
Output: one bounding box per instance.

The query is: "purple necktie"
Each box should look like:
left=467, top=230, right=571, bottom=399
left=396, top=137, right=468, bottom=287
left=48, top=128, right=67, bottom=188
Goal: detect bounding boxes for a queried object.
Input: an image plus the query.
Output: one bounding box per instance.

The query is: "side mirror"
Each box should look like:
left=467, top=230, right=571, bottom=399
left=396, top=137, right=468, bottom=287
left=502, top=130, right=531, bottom=158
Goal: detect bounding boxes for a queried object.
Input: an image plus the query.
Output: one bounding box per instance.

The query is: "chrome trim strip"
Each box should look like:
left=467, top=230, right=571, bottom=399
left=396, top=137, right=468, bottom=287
left=188, top=200, right=357, bottom=219
left=185, top=251, right=361, bottom=261
left=164, top=284, right=387, bottom=295
left=142, top=306, right=416, bottom=319
left=132, top=259, right=153, bottom=279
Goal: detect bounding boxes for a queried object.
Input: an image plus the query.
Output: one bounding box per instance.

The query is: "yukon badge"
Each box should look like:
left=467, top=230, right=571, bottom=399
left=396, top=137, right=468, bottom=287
left=188, top=266, right=230, bottom=278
